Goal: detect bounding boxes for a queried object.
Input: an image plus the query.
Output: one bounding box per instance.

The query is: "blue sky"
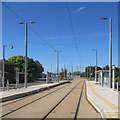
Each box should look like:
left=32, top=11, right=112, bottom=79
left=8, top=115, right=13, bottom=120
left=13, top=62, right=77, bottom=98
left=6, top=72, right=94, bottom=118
left=1, top=2, right=118, bottom=73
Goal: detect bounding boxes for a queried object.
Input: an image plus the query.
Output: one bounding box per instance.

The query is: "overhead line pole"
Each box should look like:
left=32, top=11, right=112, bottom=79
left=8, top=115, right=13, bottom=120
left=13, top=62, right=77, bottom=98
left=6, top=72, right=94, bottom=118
left=92, top=49, right=97, bottom=82
left=56, top=50, right=62, bottom=82
left=80, top=65, right=81, bottom=77
left=25, top=23, right=27, bottom=88
left=109, top=18, right=112, bottom=88
left=87, top=67, right=88, bottom=78
left=57, top=51, right=59, bottom=75
left=95, top=50, right=97, bottom=82
left=2, top=45, right=5, bottom=91
left=101, top=17, right=112, bottom=88
left=19, top=21, right=35, bottom=88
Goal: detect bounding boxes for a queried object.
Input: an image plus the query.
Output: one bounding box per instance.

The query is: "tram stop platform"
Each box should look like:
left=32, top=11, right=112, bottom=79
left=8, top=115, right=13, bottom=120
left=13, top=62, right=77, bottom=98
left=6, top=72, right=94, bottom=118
left=0, top=80, right=69, bottom=103
left=86, top=80, right=119, bottom=119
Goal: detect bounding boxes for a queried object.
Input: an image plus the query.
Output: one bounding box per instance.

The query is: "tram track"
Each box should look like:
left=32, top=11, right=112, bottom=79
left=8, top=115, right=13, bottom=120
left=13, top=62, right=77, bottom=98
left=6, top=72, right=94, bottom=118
left=1, top=81, right=70, bottom=108
left=42, top=80, right=84, bottom=120
left=1, top=79, right=79, bottom=118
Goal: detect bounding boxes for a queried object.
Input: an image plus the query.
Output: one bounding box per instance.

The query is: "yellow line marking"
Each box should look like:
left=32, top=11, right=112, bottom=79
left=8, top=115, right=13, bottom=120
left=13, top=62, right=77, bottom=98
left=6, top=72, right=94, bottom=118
left=105, top=112, right=118, bottom=118
left=88, top=81, right=118, bottom=110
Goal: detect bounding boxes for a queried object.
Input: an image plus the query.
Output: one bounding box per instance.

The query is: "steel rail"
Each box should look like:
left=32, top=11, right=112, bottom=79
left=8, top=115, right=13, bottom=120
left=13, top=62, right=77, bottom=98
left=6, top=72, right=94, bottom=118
left=74, top=80, right=85, bottom=120
left=42, top=79, right=82, bottom=120
left=1, top=80, right=78, bottom=118
left=1, top=81, right=72, bottom=107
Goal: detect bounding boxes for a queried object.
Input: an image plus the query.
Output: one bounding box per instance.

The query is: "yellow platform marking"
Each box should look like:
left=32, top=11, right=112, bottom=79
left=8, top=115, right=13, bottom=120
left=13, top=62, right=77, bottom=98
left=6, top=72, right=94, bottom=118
left=105, top=112, right=119, bottom=118
left=88, top=81, right=118, bottom=111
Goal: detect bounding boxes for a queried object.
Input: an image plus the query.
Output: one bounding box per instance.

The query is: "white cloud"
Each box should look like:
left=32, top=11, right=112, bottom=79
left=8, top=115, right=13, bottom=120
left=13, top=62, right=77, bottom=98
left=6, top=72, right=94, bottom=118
left=73, top=7, right=86, bottom=14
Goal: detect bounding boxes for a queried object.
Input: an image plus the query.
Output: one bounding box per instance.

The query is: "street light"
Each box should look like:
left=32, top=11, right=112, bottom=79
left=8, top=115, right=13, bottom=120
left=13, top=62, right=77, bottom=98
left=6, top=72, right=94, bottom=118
left=101, top=17, right=112, bottom=88
left=92, top=49, right=97, bottom=83
left=19, top=21, right=35, bottom=88
left=2, top=45, right=13, bottom=91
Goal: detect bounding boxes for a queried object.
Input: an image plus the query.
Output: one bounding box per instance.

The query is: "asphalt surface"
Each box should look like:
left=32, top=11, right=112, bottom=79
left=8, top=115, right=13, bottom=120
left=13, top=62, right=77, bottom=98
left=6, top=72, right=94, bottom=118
left=1, top=78, right=101, bottom=119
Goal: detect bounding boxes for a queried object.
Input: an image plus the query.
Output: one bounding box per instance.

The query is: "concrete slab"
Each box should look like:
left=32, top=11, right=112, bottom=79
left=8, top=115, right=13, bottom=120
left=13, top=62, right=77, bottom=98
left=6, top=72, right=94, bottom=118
left=86, top=80, right=119, bottom=118
left=0, top=80, right=69, bottom=103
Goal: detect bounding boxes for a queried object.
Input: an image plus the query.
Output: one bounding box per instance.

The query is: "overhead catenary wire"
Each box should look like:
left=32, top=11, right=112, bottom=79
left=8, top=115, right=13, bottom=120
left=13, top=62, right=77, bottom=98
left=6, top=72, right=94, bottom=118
left=65, top=1, right=83, bottom=64
left=3, top=3, right=78, bottom=71
left=28, top=38, right=106, bottom=46
left=65, top=2, right=78, bottom=50
left=2, top=2, right=57, bottom=52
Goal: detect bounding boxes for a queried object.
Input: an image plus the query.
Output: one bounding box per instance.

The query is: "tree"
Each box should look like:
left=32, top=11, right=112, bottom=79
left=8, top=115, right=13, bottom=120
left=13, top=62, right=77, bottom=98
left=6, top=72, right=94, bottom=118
left=8, top=55, right=24, bottom=72
left=85, top=66, right=102, bottom=77
left=34, top=60, right=44, bottom=78
left=103, top=65, right=109, bottom=70
left=73, top=71, right=80, bottom=76
left=115, top=67, right=120, bottom=78
left=7, top=55, right=44, bottom=79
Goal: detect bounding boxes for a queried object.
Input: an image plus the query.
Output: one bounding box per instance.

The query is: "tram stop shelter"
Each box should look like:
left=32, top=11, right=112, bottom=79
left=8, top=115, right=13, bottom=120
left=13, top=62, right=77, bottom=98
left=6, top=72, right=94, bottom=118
left=96, top=70, right=109, bottom=87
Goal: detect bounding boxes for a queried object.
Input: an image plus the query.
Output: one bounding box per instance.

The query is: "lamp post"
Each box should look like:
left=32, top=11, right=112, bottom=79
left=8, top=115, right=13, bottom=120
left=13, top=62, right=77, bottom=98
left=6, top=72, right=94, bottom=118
left=19, top=21, right=35, bottom=88
left=101, top=18, right=112, bottom=88
left=2, top=45, right=13, bottom=91
left=92, top=49, right=97, bottom=83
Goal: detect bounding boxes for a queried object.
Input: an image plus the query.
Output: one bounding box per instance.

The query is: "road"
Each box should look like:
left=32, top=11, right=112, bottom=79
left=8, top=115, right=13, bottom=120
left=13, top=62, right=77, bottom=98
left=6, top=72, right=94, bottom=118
left=1, top=78, right=101, bottom=119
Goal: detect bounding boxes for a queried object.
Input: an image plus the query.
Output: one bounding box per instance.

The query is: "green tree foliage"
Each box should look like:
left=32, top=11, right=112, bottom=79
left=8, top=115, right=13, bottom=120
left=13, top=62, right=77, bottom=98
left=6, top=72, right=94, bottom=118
left=8, top=55, right=24, bottom=72
left=103, top=65, right=120, bottom=78
left=85, top=66, right=102, bottom=77
left=115, top=67, right=120, bottom=78
left=34, top=60, right=44, bottom=78
left=8, top=55, right=44, bottom=78
left=81, top=72, right=86, bottom=77
left=73, top=71, right=80, bottom=76
left=102, top=65, right=109, bottom=70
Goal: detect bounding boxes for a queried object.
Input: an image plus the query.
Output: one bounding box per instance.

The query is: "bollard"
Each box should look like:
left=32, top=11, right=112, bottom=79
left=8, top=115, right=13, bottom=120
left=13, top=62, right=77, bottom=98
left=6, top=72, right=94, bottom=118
left=112, top=65, right=115, bottom=90
left=117, top=81, right=119, bottom=92
left=6, top=79, right=9, bottom=91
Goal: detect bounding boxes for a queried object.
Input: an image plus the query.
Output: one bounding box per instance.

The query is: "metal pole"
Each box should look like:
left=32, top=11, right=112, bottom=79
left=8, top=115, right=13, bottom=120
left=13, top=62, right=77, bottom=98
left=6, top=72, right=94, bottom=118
left=2, top=45, right=5, bottom=91
left=64, top=64, right=66, bottom=79
left=25, top=23, right=28, bottom=88
left=57, top=51, right=59, bottom=82
left=90, top=65, right=91, bottom=80
left=71, top=65, right=73, bottom=78
left=16, top=68, right=18, bottom=89
left=112, top=65, right=115, bottom=90
left=80, top=65, right=81, bottom=77
left=77, top=66, right=79, bottom=76
left=105, top=65, right=106, bottom=71
left=109, top=18, right=112, bottom=88
left=101, top=71, right=103, bottom=87
left=16, top=68, right=19, bottom=89
left=95, top=50, right=97, bottom=82
left=57, top=51, right=59, bottom=75
left=87, top=67, right=88, bottom=78
left=46, top=72, right=48, bottom=83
